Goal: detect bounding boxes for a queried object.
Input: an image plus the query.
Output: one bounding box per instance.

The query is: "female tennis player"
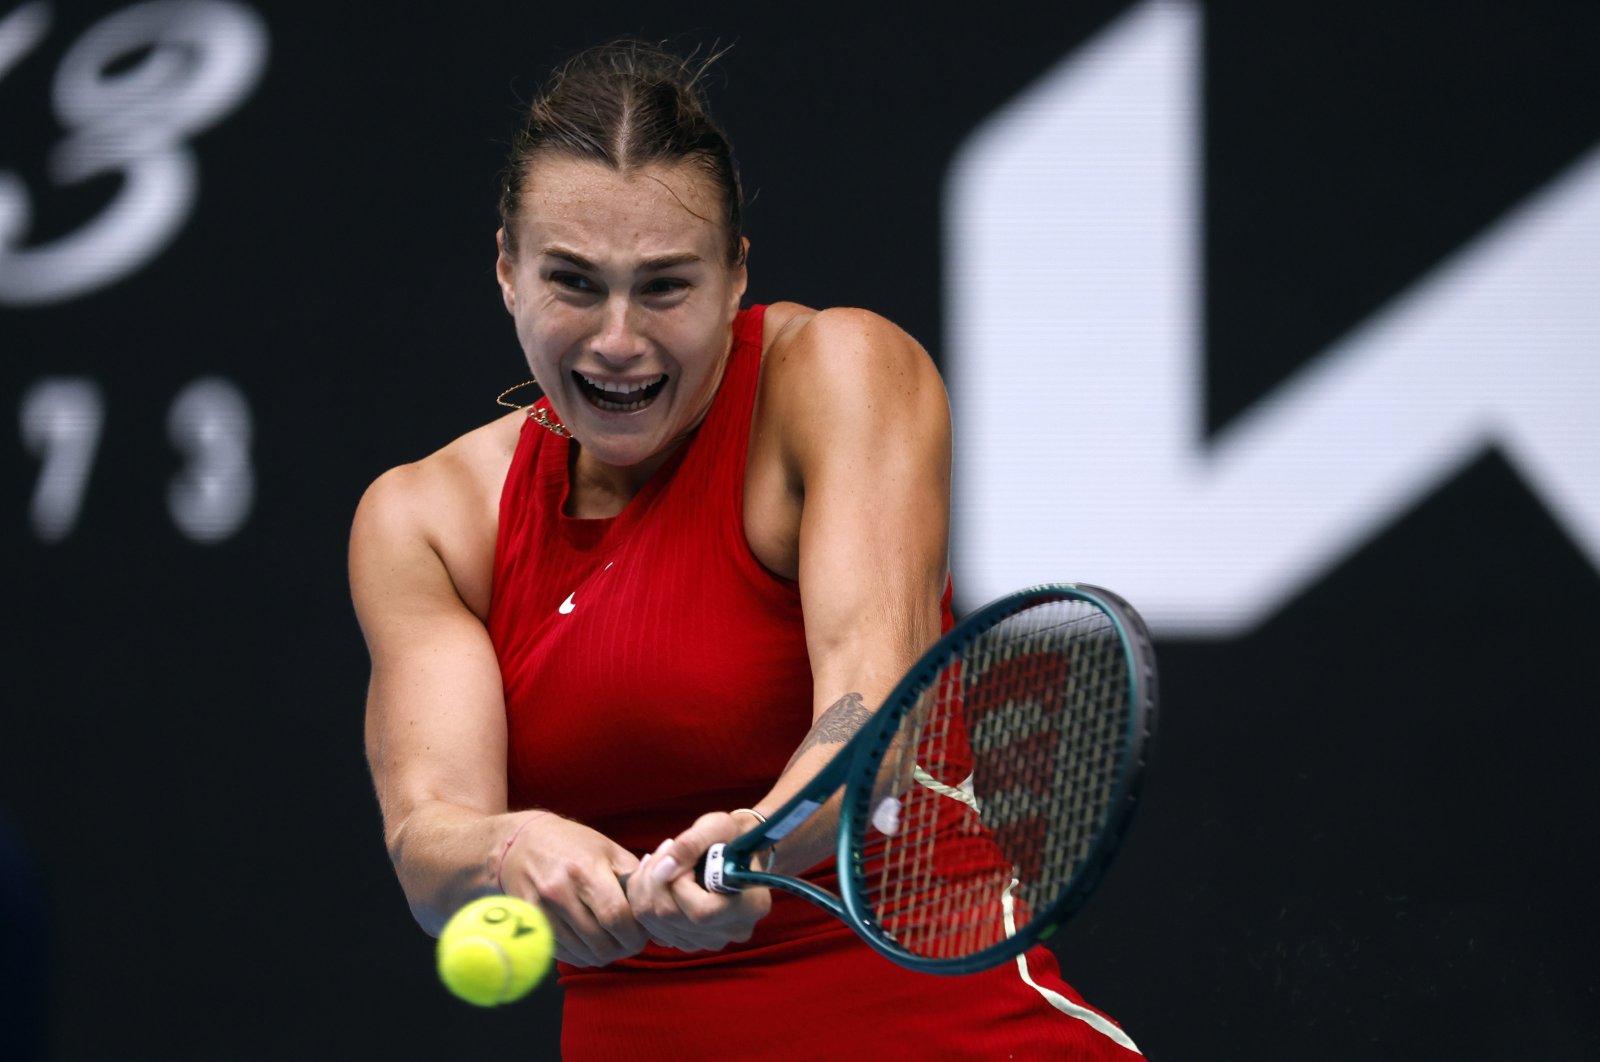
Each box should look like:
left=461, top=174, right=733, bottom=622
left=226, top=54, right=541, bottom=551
left=350, top=39, right=1140, bottom=1059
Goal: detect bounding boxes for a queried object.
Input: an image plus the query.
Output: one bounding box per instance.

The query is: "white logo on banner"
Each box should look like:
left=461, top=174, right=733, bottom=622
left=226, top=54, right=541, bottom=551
left=20, top=376, right=103, bottom=542
left=21, top=374, right=254, bottom=543
left=946, top=0, right=1600, bottom=636
left=0, top=0, right=268, bottom=306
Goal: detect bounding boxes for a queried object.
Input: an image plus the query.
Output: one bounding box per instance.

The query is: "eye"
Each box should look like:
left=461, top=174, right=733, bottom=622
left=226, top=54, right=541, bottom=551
left=549, top=271, right=596, bottom=293
left=643, top=277, right=689, bottom=296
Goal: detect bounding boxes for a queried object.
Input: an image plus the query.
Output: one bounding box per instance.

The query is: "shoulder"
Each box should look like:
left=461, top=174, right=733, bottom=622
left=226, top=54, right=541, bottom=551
left=762, top=302, right=933, bottom=381
left=742, top=304, right=951, bottom=578
left=350, top=411, right=524, bottom=619
left=354, top=411, right=521, bottom=539
left=758, top=302, right=949, bottom=457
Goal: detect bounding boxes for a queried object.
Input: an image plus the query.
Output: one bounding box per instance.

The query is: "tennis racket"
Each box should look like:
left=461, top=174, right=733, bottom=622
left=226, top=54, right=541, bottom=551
left=697, top=582, right=1157, bottom=975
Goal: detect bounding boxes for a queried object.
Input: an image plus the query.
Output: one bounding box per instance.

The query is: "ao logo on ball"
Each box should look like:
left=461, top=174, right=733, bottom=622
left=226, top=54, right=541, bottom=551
left=436, top=896, right=556, bottom=1008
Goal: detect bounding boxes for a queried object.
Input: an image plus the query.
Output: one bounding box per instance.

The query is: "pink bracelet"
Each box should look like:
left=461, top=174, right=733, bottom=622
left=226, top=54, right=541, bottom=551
left=495, top=810, right=548, bottom=893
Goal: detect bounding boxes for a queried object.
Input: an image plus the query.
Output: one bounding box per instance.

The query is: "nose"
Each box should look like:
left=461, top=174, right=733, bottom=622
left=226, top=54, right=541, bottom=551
left=591, top=296, right=649, bottom=366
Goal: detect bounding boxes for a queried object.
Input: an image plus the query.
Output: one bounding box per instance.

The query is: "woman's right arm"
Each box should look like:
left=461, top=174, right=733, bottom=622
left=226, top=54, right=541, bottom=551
left=349, top=458, right=647, bottom=964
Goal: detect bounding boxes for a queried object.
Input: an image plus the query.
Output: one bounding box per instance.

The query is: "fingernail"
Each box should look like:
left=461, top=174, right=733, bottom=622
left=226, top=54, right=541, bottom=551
left=651, top=855, right=680, bottom=883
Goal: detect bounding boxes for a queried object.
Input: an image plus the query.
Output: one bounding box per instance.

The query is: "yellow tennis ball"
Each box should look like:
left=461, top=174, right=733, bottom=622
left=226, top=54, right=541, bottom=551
left=436, top=895, right=554, bottom=1007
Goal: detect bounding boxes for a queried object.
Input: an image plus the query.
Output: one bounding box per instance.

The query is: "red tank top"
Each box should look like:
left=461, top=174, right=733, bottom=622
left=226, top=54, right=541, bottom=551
left=489, top=305, right=812, bottom=848
left=485, top=306, right=1137, bottom=1060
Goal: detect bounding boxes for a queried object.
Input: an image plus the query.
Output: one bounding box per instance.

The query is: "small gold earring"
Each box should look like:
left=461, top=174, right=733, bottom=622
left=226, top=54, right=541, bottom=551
left=530, top=405, right=572, bottom=438
left=496, top=379, right=572, bottom=438
left=496, top=379, right=539, bottom=409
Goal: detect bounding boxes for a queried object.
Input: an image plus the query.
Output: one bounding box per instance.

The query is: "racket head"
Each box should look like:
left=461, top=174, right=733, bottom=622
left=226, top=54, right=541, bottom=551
left=835, top=583, right=1156, bottom=975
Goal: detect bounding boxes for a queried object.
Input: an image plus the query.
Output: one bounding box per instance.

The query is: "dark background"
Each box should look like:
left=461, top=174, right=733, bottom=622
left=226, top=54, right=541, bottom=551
left=4, top=1, right=1598, bottom=1058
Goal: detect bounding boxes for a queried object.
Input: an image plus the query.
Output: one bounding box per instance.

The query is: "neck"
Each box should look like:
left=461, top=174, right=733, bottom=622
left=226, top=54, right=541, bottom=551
left=565, top=438, right=685, bottom=519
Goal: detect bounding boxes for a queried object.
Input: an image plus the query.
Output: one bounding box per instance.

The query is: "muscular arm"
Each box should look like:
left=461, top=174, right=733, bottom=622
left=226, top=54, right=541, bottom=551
left=755, top=307, right=951, bottom=870
left=353, top=462, right=511, bottom=933
left=642, top=307, right=951, bottom=889
left=352, top=448, right=647, bottom=963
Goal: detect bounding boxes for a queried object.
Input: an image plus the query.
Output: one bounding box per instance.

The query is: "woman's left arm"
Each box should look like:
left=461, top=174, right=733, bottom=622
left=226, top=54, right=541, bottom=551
left=757, top=307, right=953, bottom=863
left=630, top=308, right=951, bottom=944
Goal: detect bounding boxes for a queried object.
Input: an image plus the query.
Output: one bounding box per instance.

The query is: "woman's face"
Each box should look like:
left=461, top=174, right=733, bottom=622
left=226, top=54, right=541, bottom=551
left=496, top=155, right=747, bottom=472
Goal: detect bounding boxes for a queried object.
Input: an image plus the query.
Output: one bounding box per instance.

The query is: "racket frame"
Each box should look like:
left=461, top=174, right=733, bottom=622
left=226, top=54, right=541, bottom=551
left=704, top=583, right=1157, bottom=975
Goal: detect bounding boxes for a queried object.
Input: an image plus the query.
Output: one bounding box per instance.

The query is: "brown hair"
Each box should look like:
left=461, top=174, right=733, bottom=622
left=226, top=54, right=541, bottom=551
left=498, top=40, right=745, bottom=265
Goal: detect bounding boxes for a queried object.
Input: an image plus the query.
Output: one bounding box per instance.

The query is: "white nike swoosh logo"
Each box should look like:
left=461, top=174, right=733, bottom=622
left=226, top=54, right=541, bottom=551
left=558, top=592, right=576, bottom=615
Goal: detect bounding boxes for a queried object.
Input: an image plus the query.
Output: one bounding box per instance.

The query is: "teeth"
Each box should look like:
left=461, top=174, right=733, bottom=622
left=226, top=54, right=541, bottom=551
left=578, top=372, right=665, bottom=395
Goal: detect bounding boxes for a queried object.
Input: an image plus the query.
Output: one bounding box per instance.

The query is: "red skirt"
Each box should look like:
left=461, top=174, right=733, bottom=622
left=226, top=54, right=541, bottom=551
left=556, top=904, right=1141, bottom=1061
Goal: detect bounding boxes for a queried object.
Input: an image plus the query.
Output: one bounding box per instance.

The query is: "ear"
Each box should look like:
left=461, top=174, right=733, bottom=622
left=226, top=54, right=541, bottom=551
left=495, top=228, right=517, bottom=313
left=728, top=237, right=750, bottom=314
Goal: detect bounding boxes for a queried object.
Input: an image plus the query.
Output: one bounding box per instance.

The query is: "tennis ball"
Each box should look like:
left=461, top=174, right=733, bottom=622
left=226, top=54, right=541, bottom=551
left=436, top=895, right=554, bottom=1007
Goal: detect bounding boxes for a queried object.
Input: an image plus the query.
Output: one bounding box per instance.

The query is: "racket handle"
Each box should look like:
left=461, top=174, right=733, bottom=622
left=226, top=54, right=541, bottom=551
left=701, top=843, right=737, bottom=894
left=615, top=848, right=726, bottom=892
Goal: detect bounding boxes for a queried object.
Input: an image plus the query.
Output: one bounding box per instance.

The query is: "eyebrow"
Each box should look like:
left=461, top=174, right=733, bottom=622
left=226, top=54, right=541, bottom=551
left=540, top=247, right=704, bottom=272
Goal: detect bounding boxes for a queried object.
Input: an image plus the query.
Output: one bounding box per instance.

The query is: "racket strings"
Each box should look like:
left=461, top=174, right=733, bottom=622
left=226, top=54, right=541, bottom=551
left=857, top=597, right=1133, bottom=960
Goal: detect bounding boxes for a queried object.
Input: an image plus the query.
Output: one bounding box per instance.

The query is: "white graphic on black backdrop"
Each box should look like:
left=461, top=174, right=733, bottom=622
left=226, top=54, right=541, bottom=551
left=166, top=376, right=252, bottom=543
left=21, top=375, right=254, bottom=543
left=19, top=376, right=101, bottom=542
left=0, top=0, right=268, bottom=306
left=5, top=1, right=265, bottom=545
left=946, top=0, right=1600, bottom=636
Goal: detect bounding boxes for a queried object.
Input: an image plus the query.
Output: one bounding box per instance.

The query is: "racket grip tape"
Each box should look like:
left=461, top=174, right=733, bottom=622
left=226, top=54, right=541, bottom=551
left=616, top=848, right=727, bottom=892
left=701, top=843, right=737, bottom=894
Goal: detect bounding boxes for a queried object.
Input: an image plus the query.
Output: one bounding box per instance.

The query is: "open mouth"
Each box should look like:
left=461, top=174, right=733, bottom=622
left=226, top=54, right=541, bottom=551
left=573, top=371, right=668, bottom=413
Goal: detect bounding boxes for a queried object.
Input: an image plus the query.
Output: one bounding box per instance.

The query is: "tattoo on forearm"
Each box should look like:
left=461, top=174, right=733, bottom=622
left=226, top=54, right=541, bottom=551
left=783, top=692, right=870, bottom=774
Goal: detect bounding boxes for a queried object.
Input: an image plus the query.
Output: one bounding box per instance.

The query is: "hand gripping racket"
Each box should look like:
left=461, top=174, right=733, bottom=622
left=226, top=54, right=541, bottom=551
left=704, top=583, right=1157, bottom=975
